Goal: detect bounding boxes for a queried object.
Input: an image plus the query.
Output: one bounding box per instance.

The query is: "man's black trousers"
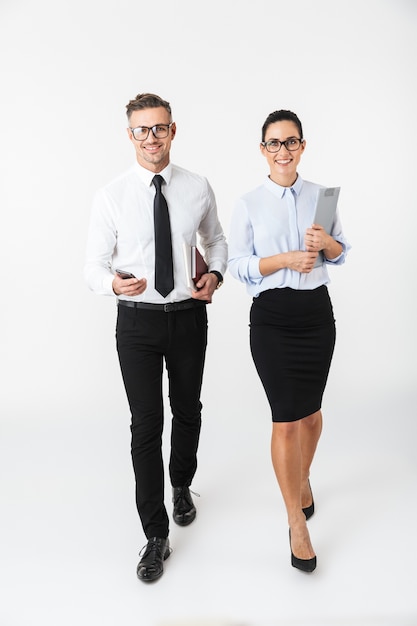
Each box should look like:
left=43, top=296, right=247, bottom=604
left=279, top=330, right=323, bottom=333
left=116, top=302, right=208, bottom=539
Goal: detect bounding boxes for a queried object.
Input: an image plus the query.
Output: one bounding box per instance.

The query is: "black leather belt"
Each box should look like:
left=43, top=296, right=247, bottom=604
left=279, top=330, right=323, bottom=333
left=117, top=298, right=207, bottom=312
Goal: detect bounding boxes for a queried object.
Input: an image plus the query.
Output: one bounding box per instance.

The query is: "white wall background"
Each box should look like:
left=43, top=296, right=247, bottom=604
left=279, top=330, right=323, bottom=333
left=1, top=1, right=416, bottom=625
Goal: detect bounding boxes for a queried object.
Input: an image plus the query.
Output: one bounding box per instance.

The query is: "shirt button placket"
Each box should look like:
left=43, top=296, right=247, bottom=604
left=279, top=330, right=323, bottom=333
left=286, top=187, right=300, bottom=289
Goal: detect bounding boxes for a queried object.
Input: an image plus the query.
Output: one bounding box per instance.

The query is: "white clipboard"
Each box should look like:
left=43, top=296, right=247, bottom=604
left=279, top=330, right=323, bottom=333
left=313, top=186, right=340, bottom=267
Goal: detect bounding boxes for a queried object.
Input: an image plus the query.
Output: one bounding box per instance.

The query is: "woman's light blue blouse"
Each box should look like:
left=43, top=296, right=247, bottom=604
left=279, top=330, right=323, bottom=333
left=228, top=175, right=351, bottom=297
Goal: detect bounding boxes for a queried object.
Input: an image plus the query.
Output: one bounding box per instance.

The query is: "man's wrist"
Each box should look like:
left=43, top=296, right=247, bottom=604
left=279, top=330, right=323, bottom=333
left=209, top=270, right=223, bottom=289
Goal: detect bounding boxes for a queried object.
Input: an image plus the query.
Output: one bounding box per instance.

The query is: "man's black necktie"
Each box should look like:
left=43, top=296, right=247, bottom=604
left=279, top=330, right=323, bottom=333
left=152, top=175, right=174, bottom=297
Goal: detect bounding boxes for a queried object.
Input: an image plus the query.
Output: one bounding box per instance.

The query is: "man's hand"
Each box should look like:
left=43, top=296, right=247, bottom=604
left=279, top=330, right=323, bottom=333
left=191, top=272, right=220, bottom=303
left=112, top=275, right=147, bottom=297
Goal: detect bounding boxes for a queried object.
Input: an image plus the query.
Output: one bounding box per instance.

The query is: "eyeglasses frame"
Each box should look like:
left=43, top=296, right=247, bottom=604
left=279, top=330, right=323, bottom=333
left=261, top=137, right=304, bottom=153
left=129, top=123, right=174, bottom=141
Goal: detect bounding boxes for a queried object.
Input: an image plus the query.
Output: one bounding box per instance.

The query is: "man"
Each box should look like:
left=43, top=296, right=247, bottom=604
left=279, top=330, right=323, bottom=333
left=84, top=93, right=227, bottom=582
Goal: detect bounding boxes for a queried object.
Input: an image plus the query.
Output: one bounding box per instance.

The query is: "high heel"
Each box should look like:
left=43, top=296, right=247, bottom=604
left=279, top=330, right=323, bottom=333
left=302, top=479, right=315, bottom=520
left=289, top=529, right=317, bottom=573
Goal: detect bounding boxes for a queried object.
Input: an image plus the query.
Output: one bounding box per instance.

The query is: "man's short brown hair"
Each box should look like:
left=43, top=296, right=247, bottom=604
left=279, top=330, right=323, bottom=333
left=125, top=93, right=172, bottom=121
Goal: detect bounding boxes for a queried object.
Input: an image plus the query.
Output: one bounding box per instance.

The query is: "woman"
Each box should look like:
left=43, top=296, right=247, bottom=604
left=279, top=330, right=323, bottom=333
left=228, top=109, right=350, bottom=572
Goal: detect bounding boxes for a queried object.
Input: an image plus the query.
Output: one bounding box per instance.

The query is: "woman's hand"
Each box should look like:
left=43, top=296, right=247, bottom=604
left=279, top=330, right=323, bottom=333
left=286, top=251, right=318, bottom=273
left=260, top=250, right=318, bottom=276
left=305, top=224, right=328, bottom=252
left=305, top=224, right=343, bottom=261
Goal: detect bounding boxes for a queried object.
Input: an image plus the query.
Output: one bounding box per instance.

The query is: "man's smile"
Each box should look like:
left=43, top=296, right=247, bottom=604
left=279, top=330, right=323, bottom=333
left=144, top=144, right=161, bottom=153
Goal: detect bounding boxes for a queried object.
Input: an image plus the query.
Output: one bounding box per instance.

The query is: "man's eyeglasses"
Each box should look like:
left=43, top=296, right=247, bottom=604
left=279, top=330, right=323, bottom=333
left=261, top=137, right=303, bottom=153
left=129, top=123, right=173, bottom=141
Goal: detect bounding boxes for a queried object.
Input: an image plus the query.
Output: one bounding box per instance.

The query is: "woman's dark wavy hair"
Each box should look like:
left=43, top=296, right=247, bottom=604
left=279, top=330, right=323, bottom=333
left=261, top=110, right=303, bottom=142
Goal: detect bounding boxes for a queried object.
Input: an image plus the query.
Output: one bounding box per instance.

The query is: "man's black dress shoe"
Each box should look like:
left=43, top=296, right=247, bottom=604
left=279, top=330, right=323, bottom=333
left=172, top=486, right=196, bottom=526
left=302, top=480, right=315, bottom=520
left=136, top=537, right=171, bottom=582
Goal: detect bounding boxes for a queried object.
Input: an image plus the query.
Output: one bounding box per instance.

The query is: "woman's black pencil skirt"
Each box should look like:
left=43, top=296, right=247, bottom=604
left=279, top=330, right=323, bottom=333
left=250, top=285, right=336, bottom=423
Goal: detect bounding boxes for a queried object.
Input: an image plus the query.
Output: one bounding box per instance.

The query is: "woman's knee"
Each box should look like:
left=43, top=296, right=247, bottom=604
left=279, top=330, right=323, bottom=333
left=272, top=420, right=300, bottom=441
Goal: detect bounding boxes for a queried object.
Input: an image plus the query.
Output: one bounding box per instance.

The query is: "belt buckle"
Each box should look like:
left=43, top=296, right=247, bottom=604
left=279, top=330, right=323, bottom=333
left=163, top=303, right=174, bottom=312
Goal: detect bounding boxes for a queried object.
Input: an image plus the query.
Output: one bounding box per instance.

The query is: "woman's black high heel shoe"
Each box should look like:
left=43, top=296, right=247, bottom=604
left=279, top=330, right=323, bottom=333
left=289, top=529, right=317, bottom=573
left=302, top=479, right=315, bottom=520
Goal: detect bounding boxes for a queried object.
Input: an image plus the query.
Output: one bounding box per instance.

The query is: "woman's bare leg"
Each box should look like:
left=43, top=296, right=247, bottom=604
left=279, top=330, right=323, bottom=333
left=271, top=413, right=321, bottom=560
left=300, top=410, right=322, bottom=509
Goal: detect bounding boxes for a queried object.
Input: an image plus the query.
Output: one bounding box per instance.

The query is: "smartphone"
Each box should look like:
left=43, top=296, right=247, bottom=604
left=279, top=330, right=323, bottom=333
left=115, top=269, right=136, bottom=279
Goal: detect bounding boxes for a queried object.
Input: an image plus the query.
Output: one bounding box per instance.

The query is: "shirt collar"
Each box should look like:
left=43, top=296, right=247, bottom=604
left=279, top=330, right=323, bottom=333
left=133, top=162, right=173, bottom=187
left=265, top=173, right=304, bottom=199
